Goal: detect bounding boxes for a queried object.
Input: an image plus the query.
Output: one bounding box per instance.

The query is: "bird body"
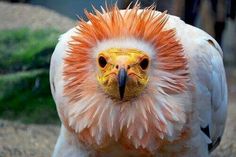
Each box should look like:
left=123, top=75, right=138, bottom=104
left=50, top=5, right=227, bottom=157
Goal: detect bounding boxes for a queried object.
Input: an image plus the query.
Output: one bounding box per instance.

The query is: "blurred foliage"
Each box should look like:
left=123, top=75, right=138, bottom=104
left=0, top=28, right=60, bottom=124
left=0, top=28, right=58, bottom=73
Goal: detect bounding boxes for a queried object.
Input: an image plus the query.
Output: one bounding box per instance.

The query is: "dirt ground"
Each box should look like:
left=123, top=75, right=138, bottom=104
left=0, top=121, right=59, bottom=157
left=0, top=2, right=75, bottom=31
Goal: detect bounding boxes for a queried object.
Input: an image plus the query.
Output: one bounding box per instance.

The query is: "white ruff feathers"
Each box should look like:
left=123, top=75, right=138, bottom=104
left=91, top=38, right=156, bottom=59
left=63, top=68, right=191, bottom=152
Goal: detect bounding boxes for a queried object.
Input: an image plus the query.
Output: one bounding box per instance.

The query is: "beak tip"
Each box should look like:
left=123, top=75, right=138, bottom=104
left=119, top=90, right=124, bottom=100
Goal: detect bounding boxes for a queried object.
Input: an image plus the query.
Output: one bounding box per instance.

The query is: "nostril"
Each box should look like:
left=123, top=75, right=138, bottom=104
left=116, top=65, right=119, bottom=69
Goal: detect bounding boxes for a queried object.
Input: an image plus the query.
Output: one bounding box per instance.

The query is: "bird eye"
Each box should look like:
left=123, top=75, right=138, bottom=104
left=139, top=58, right=149, bottom=70
left=98, top=56, right=107, bottom=68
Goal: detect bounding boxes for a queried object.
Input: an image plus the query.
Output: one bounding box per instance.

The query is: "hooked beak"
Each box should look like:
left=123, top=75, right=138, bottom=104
left=118, top=68, right=127, bottom=100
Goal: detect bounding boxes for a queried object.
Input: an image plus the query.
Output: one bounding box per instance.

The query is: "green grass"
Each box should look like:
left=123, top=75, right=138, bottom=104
left=0, top=28, right=59, bottom=73
left=0, top=28, right=61, bottom=124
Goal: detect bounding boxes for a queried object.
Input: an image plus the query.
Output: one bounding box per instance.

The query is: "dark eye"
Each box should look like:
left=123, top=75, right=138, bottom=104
left=139, top=58, right=149, bottom=70
left=98, top=56, right=107, bottom=68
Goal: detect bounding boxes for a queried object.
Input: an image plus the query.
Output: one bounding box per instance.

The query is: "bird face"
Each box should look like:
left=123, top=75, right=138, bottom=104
left=96, top=48, right=150, bottom=100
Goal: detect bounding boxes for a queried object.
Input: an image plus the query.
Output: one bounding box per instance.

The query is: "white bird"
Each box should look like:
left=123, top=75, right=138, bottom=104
left=50, top=4, right=228, bottom=157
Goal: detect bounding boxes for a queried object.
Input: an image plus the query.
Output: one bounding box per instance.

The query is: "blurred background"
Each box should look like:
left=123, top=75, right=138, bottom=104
left=0, top=0, right=235, bottom=157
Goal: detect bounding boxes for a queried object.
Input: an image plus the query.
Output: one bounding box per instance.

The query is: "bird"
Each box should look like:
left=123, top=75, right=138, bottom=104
left=50, top=3, right=228, bottom=157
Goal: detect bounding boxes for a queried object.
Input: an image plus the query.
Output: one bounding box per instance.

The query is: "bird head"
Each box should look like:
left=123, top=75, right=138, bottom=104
left=96, top=48, right=149, bottom=100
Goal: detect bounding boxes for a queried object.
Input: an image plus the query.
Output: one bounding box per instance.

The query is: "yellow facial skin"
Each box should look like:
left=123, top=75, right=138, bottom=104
left=96, top=48, right=150, bottom=101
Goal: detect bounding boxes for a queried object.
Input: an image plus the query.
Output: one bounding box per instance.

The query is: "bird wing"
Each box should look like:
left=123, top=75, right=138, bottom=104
left=177, top=22, right=228, bottom=152
left=201, top=38, right=228, bottom=152
left=163, top=14, right=227, bottom=152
